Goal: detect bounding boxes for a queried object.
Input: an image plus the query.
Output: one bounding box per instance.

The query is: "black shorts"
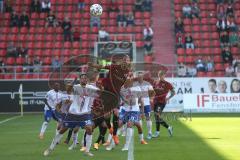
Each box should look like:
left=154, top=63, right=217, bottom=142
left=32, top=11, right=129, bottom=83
left=154, top=103, right=166, bottom=114
left=93, top=117, right=105, bottom=127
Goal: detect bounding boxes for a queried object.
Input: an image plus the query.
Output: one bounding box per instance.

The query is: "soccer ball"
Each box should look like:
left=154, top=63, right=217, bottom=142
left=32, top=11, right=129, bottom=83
left=90, top=4, right=103, bottom=17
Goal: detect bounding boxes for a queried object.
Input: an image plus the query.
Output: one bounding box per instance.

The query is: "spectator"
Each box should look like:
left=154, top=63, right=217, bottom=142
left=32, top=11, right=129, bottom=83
left=177, top=63, right=187, bottom=77
left=221, top=47, right=233, bottom=63
left=72, top=28, right=80, bottom=41
left=235, top=64, right=240, bottom=77
left=175, top=17, right=184, bottom=33
left=225, top=63, right=235, bottom=76
left=45, top=11, right=58, bottom=28
left=176, top=32, right=185, bottom=48
left=228, top=17, right=238, bottom=32
left=185, top=33, right=195, bottom=49
left=7, top=42, right=17, bottom=57
left=0, top=58, right=7, bottom=73
left=144, top=41, right=153, bottom=55
left=19, top=11, right=30, bottom=28
left=215, top=0, right=224, bottom=4
left=17, top=43, right=28, bottom=57
left=41, top=0, right=51, bottom=13
left=229, top=32, right=239, bottom=46
left=216, top=17, right=229, bottom=33
left=143, top=25, right=153, bottom=41
left=10, top=11, right=19, bottom=27
left=78, top=0, right=85, bottom=11
left=108, top=0, right=119, bottom=12
left=23, top=58, right=32, bottom=73
left=0, top=0, right=3, bottom=13
left=51, top=56, right=61, bottom=71
left=195, top=56, right=206, bottom=72
left=182, top=3, right=192, bottom=18
left=117, top=11, right=127, bottom=27
left=90, top=15, right=101, bottom=28
left=220, top=31, right=229, bottom=47
left=62, top=17, right=72, bottom=41
left=187, top=65, right=197, bottom=77
left=5, top=0, right=12, bottom=12
left=30, top=0, right=41, bottom=13
left=216, top=3, right=225, bottom=19
left=33, top=56, right=42, bottom=72
left=232, top=57, right=240, bottom=69
left=226, top=2, right=234, bottom=17
left=206, top=56, right=214, bottom=72
left=126, top=12, right=135, bottom=26
left=191, top=3, right=200, bottom=18
left=134, top=0, right=144, bottom=12
left=143, top=0, right=152, bottom=11
left=98, top=27, right=109, bottom=41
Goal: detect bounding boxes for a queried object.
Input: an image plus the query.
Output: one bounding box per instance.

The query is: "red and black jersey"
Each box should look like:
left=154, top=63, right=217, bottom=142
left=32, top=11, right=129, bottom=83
left=154, top=80, right=173, bottom=104
left=102, top=64, right=130, bottom=95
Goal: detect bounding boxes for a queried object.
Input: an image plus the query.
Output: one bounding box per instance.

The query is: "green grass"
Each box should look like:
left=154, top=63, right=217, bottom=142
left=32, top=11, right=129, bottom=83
left=0, top=113, right=239, bottom=160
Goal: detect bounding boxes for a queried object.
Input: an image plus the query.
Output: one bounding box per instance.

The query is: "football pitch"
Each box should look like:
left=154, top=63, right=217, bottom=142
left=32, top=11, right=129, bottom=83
left=0, top=113, right=239, bottom=160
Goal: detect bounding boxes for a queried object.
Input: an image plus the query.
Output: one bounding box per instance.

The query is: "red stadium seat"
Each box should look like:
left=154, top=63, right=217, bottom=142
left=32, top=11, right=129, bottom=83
left=201, top=25, right=209, bottom=32
left=45, top=35, right=54, bottom=41
left=6, top=57, right=15, bottom=65
left=63, top=42, right=72, bottom=49
left=215, top=63, right=224, bottom=71
left=53, top=49, right=61, bottom=57
left=4, top=74, right=14, bottom=79
left=19, top=34, right=27, bottom=41
left=0, top=50, right=6, bottom=56
left=192, top=25, right=200, bottom=32
left=54, top=42, right=62, bottom=49
left=35, top=42, right=43, bottom=48
left=73, top=42, right=80, bottom=49
left=43, top=57, right=52, bottom=65
left=16, top=57, right=24, bottom=65
left=177, top=48, right=185, bottom=55
left=20, top=27, right=28, bottom=34
left=31, top=13, right=39, bottom=19
left=73, top=12, right=82, bottom=19
left=0, top=42, right=7, bottom=49
left=73, top=49, right=80, bottom=56
left=186, top=56, right=194, bottom=63
left=206, top=72, right=215, bottom=77
left=192, top=18, right=200, bottom=25
left=183, top=18, right=191, bottom=25
left=177, top=56, right=185, bottom=63
left=45, top=42, right=53, bottom=49
left=186, top=48, right=194, bottom=55
left=35, top=49, right=42, bottom=56
left=231, top=47, right=239, bottom=54
left=214, top=55, right=222, bottom=63
left=197, top=72, right=206, bottom=77
left=11, top=27, right=19, bottom=34
left=184, top=25, right=191, bottom=32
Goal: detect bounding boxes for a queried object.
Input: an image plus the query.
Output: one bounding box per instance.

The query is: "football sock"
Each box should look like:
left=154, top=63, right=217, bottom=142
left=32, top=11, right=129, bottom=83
left=147, top=120, right=152, bottom=134
left=50, top=133, right=63, bottom=150
left=86, top=134, right=93, bottom=152
left=40, top=121, right=48, bottom=135
left=160, top=118, right=169, bottom=129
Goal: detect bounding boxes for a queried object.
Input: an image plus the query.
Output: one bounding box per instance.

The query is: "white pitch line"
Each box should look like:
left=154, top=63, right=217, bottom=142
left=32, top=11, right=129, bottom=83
left=0, top=115, right=22, bottom=125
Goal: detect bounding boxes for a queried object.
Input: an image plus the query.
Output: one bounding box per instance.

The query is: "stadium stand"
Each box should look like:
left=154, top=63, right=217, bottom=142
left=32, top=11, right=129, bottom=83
left=0, top=0, right=152, bottom=79
left=174, top=0, right=240, bottom=77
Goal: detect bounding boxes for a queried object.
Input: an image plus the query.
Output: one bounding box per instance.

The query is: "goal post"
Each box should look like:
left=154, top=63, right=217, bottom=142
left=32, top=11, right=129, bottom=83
left=19, top=84, right=24, bottom=116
